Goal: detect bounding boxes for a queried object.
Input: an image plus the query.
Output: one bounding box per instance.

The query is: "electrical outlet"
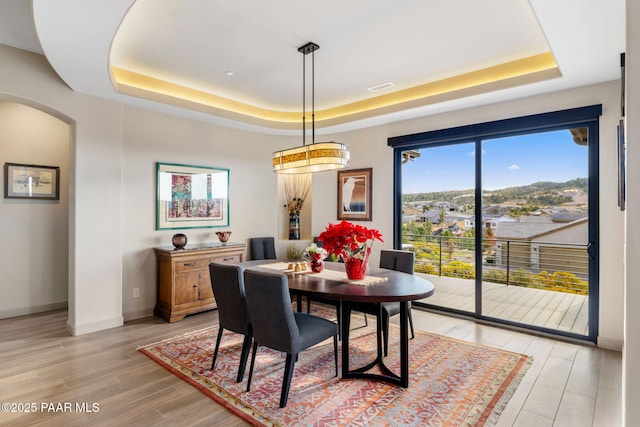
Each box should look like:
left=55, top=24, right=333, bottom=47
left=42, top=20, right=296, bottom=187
left=133, top=288, right=140, bottom=298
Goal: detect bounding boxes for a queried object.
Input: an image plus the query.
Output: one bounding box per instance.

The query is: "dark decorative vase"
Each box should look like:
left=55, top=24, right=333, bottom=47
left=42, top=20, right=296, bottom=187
left=289, top=213, right=300, bottom=240
left=172, top=233, right=187, bottom=249
left=216, top=231, right=232, bottom=245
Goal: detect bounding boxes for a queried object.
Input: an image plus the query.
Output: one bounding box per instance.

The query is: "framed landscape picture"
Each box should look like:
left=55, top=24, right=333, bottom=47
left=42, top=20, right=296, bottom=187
left=4, top=163, right=60, bottom=200
left=337, top=168, right=372, bottom=221
left=156, top=162, right=229, bottom=230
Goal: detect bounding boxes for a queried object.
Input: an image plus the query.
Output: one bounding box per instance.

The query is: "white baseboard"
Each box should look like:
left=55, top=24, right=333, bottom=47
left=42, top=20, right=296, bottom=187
left=0, top=301, right=68, bottom=319
left=123, top=308, right=154, bottom=322
left=597, top=336, right=623, bottom=352
left=66, top=316, right=124, bottom=336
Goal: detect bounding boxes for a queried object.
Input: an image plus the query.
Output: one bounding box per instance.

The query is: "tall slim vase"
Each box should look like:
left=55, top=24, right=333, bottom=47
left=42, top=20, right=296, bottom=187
left=289, top=213, right=300, bottom=240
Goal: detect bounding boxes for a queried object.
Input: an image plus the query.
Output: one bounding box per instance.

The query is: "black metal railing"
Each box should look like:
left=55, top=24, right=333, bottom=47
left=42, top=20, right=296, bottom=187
left=403, top=233, right=588, bottom=295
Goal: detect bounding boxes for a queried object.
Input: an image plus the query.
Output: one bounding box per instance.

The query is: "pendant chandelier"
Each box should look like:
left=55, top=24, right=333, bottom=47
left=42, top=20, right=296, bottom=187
left=273, top=42, right=350, bottom=174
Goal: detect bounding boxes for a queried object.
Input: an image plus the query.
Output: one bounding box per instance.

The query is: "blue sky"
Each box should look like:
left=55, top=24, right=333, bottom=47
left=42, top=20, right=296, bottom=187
left=402, top=129, right=588, bottom=193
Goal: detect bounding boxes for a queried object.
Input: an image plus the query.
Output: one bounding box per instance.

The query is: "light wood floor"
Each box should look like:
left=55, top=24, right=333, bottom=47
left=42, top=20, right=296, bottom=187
left=417, top=274, right=589, bottom=335
left=0, top=307, right=621, bottom=426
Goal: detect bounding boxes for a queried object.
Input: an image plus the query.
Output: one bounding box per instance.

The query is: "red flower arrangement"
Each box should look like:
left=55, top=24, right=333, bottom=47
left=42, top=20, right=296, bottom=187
left=318, top=220, right=383, bottom=279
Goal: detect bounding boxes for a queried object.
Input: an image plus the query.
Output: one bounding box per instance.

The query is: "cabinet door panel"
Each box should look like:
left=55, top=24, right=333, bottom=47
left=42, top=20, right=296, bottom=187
left=198, top=269, right=214, bottom=301
left=175, top=271, right=199, bottom=305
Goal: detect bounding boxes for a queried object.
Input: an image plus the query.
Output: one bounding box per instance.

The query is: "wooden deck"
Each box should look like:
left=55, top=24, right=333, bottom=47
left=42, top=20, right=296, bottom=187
left=415, top=273, right=589, bottom=336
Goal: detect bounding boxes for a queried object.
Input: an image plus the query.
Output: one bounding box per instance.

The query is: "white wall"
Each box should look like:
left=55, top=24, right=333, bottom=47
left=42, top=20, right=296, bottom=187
left=0, top=44, right=124, bottom=335
left=313, top=81, right=624, bottom=349
left=0, top=101, right=70, bottom=317
left=312, top=125, right=394, bottom=269
left=624, top=0, right=640, bottom=423
left=121, top=106, right=290, bottom=319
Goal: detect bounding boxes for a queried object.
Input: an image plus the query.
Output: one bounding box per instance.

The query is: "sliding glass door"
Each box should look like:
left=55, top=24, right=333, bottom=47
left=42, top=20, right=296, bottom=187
left=401, top=142, right=477, bottom=313
left=391, top=106, right=600, bottom=342
left=480, top=130, right=590, bottom=336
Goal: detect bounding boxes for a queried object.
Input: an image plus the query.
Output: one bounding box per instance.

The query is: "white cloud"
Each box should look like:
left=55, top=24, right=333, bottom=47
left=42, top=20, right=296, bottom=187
left=508, top=164, right=520, bottom=171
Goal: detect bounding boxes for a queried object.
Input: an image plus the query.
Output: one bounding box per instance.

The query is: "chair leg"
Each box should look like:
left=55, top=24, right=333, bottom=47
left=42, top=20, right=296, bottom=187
left=211, top=327, right=224, bottom=370
left=280, top=353, right=297, bottom=408
left=236, top=334, right=252, bottom=382
left=382, top=313, right=390, bottom=357
left=246, top=341, right=259, bottom=392
left=363, top=313, right=369, bottom=327
left=335, top=303, right=342, bottom=340
left=408, top=308, right=415, bottom=340
left=333, top=335, right=338, bottom=377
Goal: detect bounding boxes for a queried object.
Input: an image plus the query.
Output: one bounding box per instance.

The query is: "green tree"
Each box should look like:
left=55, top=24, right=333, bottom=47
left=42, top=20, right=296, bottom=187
left=459, top=228, right=475, bottom=250
left=441, top=230, right=455, bottom=259
left=420, top=220, right=433, bottom=236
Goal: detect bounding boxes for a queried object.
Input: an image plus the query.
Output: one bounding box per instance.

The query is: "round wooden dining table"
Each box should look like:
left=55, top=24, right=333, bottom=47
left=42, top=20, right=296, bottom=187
left=241, top=260, right=435, bottom=388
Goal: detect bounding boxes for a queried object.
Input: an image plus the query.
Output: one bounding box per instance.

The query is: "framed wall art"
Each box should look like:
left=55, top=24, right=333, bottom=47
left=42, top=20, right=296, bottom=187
left=337, top=167, right=372, bottom=221
left=4, top=163, right=60, bottom=200
left=156, top=162, right=229, bottom=230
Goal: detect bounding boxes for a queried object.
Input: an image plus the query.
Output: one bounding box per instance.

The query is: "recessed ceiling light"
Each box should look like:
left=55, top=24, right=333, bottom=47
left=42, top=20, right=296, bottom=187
left=225, top=71, right=234, bottom=76
left=367, top=82, right=394, bottom=93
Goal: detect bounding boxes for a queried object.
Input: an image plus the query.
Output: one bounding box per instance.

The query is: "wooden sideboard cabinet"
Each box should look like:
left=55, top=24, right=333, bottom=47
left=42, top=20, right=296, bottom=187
left=154, top=242, right=246, bottom=322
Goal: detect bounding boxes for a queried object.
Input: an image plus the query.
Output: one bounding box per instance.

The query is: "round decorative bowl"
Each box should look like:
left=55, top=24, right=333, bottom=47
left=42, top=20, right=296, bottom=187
left=216, top=231, right=232, bottom=244
left=172, top=233, right=187, bottom=249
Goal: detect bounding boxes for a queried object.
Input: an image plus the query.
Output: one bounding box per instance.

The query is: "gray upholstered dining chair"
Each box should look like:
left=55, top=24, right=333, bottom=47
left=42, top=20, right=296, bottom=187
left=243, top=269, right=338, bottom=408
left=350, top=249, right=416, bottom=356
left=209, top=262, right=253, bottom=383
left=249, top=237, right=277, bottom=260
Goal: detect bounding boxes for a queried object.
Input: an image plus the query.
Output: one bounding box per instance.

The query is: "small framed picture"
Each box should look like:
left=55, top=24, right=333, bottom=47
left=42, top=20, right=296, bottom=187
left=337, top=168, right=372, bottom=221
left=4, top=163, right=60, bottom=200
left=156, top=162, right=230, bottom=230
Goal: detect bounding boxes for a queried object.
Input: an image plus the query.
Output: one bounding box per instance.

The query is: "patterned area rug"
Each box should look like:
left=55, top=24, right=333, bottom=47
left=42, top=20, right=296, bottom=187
left=138, top=308, right=531, bottom=426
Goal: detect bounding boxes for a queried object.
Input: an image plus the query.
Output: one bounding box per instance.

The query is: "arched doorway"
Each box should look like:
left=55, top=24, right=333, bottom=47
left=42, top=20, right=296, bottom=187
left=0, top=99, right=73, bottom=320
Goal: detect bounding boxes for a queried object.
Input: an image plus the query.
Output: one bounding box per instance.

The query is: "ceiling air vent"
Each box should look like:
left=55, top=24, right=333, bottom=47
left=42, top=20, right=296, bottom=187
left=367, top=82, right=395, bottom=93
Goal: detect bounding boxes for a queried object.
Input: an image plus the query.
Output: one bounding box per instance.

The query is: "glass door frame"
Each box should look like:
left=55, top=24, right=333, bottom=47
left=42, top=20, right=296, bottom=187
left=389, top=105, right=602, bottom=343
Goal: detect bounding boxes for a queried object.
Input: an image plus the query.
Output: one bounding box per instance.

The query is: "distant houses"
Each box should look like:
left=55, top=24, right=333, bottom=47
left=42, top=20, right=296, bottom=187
left=402, top=201, right=588, bottom=277
left=464, top=214, right=517, bottom=230
left=402, top=205, right=422, bottom=216
left=493, top=217, right=588, bottom=275
left=418, top=210, right=442, bottom=224
left=433, top=201, right=462, bottom=211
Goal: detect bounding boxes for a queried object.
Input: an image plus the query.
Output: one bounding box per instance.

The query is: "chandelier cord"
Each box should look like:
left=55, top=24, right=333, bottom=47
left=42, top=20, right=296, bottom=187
left=312, top=49, right=315, bottom=145
left=272, top=42, right=349, bottom=174
left=302, top=49, right=306, bottom=147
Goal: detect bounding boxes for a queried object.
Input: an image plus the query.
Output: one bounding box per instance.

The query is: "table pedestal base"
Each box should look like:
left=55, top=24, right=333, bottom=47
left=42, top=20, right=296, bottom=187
left=341, top=301, right=410, bottom=388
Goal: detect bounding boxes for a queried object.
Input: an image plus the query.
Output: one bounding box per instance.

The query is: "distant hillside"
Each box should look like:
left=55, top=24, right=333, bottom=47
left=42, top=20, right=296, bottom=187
left=404, top=178, right=588, bottom=207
